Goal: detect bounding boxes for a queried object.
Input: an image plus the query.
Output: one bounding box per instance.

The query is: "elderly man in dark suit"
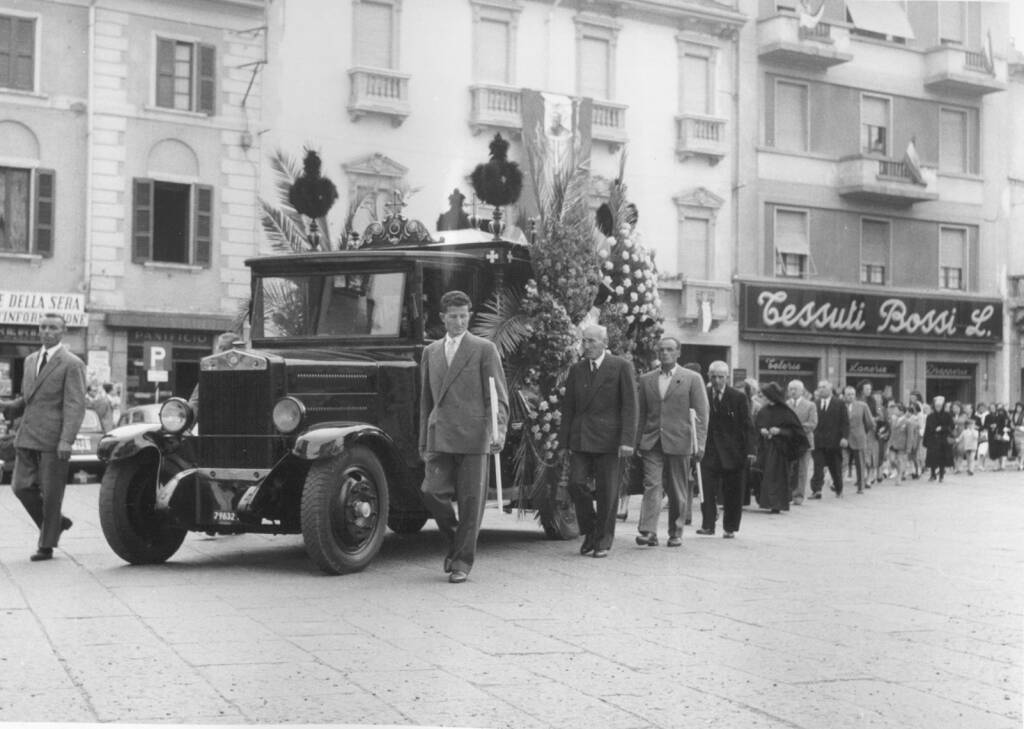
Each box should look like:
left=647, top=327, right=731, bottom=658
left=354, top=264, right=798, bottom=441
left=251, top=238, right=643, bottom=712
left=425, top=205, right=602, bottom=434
left=810, top=379, right=849, bottom=498
left=697, top=361, right=755, bottom=539
left=558, top=324, right=637, bottom=558
left=1, top=313, right=87, bottom=561
left=635, top=337, right=708, bottom=547
left=419, top=290, right=508, bottom=584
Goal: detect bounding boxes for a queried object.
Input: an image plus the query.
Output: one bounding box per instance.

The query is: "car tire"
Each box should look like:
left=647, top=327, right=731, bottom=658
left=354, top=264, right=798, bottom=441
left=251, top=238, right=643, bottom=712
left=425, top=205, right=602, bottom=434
left=301, top=445, right=389, bottom=575
left=386, top=513, right=429, bottom=534
left=99, top=456, right=186, bottom=564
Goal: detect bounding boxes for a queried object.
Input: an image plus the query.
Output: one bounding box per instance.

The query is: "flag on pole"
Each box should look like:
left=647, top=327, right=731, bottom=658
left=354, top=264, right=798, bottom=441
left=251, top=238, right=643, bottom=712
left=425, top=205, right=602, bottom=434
left=798, top=0, right=826, bottom=30
left=903, top=138, right=925, bottom=186
left=983, top=29, right=995, bottom=75
left=698, top=298, right=713, bottom=334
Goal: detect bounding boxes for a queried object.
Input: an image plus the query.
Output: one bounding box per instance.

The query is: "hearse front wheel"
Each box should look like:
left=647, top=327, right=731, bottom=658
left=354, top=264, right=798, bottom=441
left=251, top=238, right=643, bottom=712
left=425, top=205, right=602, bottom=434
left=301, top=445, right=389, bottom=575
left=99, top=457, right=186, bottom=564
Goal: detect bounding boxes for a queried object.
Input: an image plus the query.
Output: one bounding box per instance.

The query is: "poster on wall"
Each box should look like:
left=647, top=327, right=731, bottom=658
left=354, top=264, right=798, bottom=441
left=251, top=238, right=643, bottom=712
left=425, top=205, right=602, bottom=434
left=0, top=360, right=11, bottom=397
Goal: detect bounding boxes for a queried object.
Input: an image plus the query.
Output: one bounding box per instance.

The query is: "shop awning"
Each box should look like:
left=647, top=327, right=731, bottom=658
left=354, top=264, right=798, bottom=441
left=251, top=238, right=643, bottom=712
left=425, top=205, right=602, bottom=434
left=845, top=0, right=915, bottom=40
left=105, top=311, right=236, bottom=331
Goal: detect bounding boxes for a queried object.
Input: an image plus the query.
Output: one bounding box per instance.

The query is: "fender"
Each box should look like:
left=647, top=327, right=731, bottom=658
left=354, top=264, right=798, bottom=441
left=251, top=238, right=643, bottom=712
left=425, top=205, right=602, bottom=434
left=292, top=424, right=395, bottom=461
left=97, top=423, right=163, bottom=463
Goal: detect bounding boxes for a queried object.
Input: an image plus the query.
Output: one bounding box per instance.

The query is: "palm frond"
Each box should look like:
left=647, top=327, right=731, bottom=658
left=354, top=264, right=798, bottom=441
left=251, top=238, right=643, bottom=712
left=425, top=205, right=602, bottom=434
left=260, top=198, right=309, bottom=252
left=268, top=148, right=302, bottom=208
left=471, top=287, right=530, bottom=359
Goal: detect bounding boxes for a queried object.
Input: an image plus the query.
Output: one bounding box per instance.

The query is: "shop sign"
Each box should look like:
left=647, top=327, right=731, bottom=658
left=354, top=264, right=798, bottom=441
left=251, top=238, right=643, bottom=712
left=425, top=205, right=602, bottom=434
left=740, top=284, right=1002, bottom=344
left=0, top=290, right=89, bottom=327
left=759, top=356, right=818, bottom=375
left=847, top=360, right=900, bottom=377
left=0, top=324, right=46, bottom=343
left=926, top=363, right=973, bottom=378
left=128, top=329, right=213, bottom=346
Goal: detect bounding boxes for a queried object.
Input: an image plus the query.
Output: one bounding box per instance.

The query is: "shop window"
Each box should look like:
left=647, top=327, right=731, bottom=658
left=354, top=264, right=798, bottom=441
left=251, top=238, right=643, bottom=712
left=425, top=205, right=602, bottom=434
left=354, top=0, right=399, bottom=69
left=132, top=179, right=213, bottom=267
left=860, top=218, right=889, bottom=285
left=0, top=13, right=35, bottom=92
left=155, top=38, right=216, bottom=114
left=774, top=207, right=809, bottom=279
left=679, top=42, right=714, bottom=115
left=939, top=226, right=966, bottom=290
left=576, top=16, right=619, bottom=102
left=861, top=94, right=890, bottom=156
left=772, top=79, right=808, bottom=152
left=0, top=166, right=54, bottom=256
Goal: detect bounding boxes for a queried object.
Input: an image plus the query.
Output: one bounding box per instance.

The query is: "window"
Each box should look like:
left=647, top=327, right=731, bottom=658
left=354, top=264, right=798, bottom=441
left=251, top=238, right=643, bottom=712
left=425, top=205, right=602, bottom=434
left=680, top=44, right=714, bottom=115
left=774, top=80, right=808, bottom=152
left=476, top=18, right=511, bottom=83
left=860, top=218, right=890, bottom=285
left=0, top=13, right=34, bottom=92
left=774, top=208, right=809, bottom=279
left=939, top=227, right=965, bottom=290
left=938, top=2, right=965, bottom=44
left=156, top=38, right=215, bottom=114
left=846, top=0, right=914, bottom=43
left=861, top=95, right=890, bottom=156
left=680, top=217, right=711, bottom=280
left=132, top=179, right=212, bottom=266
left=0, top=166, right=53, bottom=256
left=575, top=17, right=618, bottom=102
left=354, top=0, right=397, bottom=69
left=939, top=108, right=968, bottom=174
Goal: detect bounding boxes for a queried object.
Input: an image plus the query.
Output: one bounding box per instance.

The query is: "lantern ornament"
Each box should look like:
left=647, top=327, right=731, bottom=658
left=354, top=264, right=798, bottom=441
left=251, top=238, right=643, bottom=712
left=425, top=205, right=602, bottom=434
left=470, top=134, right=523, bottom=241
left=288, top=149, right=338, bottom=250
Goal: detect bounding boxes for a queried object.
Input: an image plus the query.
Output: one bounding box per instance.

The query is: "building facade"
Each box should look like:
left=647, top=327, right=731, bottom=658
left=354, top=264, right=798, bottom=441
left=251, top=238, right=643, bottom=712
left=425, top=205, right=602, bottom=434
left=735, top=0, right=1012, bottom=404
left=0, top=0, right=263, bottom=403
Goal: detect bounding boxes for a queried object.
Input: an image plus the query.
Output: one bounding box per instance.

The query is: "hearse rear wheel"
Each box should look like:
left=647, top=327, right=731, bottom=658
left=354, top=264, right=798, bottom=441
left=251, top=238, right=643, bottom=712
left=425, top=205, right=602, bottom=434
left=99, top=456, right=186, bottom=564
left=386, top=513, right=429, bottom=534
left=301, top=445, right=389, bottom=575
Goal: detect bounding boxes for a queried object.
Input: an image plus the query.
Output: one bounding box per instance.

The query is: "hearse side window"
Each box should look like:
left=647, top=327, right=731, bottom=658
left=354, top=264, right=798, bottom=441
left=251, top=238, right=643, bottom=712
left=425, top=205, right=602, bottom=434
left=421, top=265, right=479, bottom=340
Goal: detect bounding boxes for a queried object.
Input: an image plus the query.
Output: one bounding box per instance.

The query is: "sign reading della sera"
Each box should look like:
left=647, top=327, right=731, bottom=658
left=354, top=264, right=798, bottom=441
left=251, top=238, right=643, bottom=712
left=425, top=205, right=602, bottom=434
left=0, top=290, right=89, bottom=328
left=740, top=284, right=1001, bottom=344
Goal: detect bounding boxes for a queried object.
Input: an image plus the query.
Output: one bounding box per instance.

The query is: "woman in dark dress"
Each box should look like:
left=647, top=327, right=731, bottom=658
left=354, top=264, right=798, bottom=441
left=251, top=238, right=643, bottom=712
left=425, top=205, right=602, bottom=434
left=986, top=404, right=1012, bottom=470
left=923, top=396, right=955, bottom=482
left=753, top=382, right=809, bottom=513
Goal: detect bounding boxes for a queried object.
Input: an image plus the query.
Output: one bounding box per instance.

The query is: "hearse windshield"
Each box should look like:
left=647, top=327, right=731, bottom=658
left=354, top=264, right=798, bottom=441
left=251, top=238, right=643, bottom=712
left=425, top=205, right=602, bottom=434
left=257, top=272, right=407, bottom=339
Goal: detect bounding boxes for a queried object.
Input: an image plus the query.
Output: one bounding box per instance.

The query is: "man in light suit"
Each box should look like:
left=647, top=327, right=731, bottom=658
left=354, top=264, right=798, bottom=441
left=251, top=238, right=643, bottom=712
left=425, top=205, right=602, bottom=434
left=843, top=385, right=875, bottom=494
left=787, top=380, right=817, bottom=505
left=635, top=337, right=708, bottom=547
left=419, top=291, right=508, bottom=584
left=558, top=324, right=637, bottom=558
left=1, top=313, right=87, bottom=561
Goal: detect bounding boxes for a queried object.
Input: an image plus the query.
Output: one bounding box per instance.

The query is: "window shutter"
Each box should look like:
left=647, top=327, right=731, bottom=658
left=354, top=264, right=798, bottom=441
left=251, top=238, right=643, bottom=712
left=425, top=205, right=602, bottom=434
left=476, top=18, right=509, bottom=84
left=197, top=44, right=216, bottom=115
left=682, top=53, right=709, bottom=115
left=775, top=209, right=809, bottom=255
left=355, top=1, right=393, bottom=69
left=133, top=178, right=154, bottom=262
left=939, top=109, right=966, bottom=174
left=775, top=82, right=807, bottom=152
left=861, top=220, right=889, bottom=266
left=13, top=17, right=34, bottom=91
left=33, top=168, right=54, bottom=257
left=579, top=36, right=609, bottom=100
left=681, top=217, right=710, bottom=280
left=940, top=228, right=965, bottom=268
left=194, top=184, right=213, bottom=267
left=156, top=38, right=175, bottom=108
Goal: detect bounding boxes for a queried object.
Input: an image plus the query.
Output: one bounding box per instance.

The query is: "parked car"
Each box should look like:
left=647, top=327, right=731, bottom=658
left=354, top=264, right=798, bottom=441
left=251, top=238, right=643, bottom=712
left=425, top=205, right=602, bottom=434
left=68, top=409, right=106, bottom=483
left=117, top=404, right=161, bottom=427
left=97, top=223, right=576, bottom=574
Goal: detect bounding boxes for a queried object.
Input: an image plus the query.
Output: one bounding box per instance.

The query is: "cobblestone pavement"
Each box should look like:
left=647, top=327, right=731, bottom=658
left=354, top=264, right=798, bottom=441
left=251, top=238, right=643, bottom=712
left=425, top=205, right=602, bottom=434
left=0, top=468, right=1021, bottom=729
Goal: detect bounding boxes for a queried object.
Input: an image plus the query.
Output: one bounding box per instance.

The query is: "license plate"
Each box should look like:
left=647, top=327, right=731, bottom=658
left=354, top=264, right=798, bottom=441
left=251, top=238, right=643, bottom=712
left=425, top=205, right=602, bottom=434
left=73, top=438, right=90, bottom=452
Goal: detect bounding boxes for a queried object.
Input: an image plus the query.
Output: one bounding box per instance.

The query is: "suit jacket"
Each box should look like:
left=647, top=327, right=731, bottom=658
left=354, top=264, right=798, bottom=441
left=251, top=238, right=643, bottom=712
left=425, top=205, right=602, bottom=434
left=419, top=332, right=508, bottom=455
left=788, top=396, right=818, bottom=451
left=813, top=396, right=849, bottom=450
left=846, top=399, right=875, bottom=450
left=703, top=385, right=755, bottom=472
left=637, top=366, right=708, bottom=456
left=558, top=354, right=637, bottom=453
left=4, top=346, right=87, bottom=451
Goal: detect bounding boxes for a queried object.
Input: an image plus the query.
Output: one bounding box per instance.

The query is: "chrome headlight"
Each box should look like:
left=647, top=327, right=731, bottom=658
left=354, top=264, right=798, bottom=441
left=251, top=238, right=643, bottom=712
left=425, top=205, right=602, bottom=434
left=159, top=397, right=194, bottom=434
left=273, top=396, right=305, bottom=434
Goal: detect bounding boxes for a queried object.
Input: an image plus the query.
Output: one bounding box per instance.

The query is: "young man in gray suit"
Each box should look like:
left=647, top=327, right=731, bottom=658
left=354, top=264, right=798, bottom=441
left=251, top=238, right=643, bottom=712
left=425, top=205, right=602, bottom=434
left=635, top=337, right=708, bottom=547
left=1, top=313, right=87, bottom=561
left=419, top=291, right=508, bottom=583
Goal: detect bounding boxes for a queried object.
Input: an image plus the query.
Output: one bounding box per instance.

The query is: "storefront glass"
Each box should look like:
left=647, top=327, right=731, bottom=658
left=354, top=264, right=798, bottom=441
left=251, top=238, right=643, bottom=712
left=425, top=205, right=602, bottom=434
left=925, top=362, right=975, bottom=405
left=758, top=356, right=819, bottom=393
left=845, top=360, right=900, bottom=401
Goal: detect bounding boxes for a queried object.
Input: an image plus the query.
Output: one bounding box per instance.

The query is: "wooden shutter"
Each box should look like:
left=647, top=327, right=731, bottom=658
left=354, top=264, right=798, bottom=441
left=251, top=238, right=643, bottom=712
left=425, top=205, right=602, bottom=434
left=579, top=36, right=609, bottom=100
left=194, top=185, right=213, bottom=266
left=155, top=38, right=175, bottom=108
left=13, top=17, right=34, bottom=91
left=33, top=168, right=54, bottom=257
left=133, top=178, right=154, bottom=262
left=355, top=1, right=393, bottom=69
left=197, top=44, right=216, bottom=114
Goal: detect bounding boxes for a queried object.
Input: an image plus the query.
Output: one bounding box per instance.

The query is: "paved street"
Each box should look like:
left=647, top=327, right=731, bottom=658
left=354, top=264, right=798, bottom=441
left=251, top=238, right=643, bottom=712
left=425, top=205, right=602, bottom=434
left=1, top=469, right=1021, bottom=729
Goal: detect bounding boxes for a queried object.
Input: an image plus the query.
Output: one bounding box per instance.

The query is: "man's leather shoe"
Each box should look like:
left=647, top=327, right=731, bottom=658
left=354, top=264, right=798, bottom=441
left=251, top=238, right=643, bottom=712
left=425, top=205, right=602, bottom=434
left=696, top=528, right=715, bottom=535
left=579, top=538, right=595, bottom=556
left=443, top=556, right=453, bottom=574
left=30, top=548, right=53, bottom=562
left=61, top=517, right=73, bottom=532
left=684, top=518, right=691, bottom=526
left=635, top=532, right=658, bottom=547
left=448, top=570, right=468, bottom=583
left=723, top=531, right=735, bottom=539
left=666, top=536, right=682, bottom=547
left=592, top=549, right=608, bottom=558
left=810, top=493, right=822, bottom=500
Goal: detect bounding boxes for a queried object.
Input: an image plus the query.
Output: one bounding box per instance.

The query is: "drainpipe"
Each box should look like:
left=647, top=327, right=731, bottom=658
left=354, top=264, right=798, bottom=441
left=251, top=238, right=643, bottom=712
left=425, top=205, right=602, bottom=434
left=731, top=25, right=742, bottom=371
left=84, top=0, right=95, bottom=305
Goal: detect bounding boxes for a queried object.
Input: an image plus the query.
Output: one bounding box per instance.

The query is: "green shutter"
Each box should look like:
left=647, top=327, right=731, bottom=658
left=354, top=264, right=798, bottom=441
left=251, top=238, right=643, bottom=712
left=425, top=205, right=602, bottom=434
left=194, top=184, right=213, bottom=266
left=34, top=168, right=54, bottom=257
left=133, top=178, right=154, bottom=262
left=197, top=44, right=216, bottom=115
left=155, top=38, right=175, bottom=108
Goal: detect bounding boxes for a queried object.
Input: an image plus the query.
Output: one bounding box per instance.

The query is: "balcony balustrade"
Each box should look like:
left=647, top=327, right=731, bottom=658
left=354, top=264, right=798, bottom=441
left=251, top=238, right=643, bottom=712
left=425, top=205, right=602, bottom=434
left=675, top=114, right=727, bottom=164
left=923, top=45, right=1006, bottom=96
left=837, top=154, right=939, bottom=206
left=591, top=100, right=628, bottom=150
left=347, top=66, right=411, bottom=126
left=757, top=14, right=852, bottom=69
left=469, top=84, right=522, bottom=136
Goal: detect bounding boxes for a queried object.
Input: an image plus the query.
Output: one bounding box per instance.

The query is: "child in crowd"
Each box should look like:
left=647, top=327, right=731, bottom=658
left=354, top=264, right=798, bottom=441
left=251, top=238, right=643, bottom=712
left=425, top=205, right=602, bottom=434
left=958, top=420, right=979, bottom=476
left=887, top=403, right=909, bottom=483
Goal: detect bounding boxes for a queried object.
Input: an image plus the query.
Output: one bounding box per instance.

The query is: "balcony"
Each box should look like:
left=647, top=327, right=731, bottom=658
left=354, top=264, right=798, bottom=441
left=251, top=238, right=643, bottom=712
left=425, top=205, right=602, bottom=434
left=347, top=67, right=411, bottom=126
left=469, top=84, right=522, bottom=137
left=923, top=46, right=1006, bottom=96
left=758, top=14, right=853, bottom=69
left=591, top=100, right=628, bottom=150
left=675, top=114, right=727, bottom=165
left=837, top=155, right=939, bottom=206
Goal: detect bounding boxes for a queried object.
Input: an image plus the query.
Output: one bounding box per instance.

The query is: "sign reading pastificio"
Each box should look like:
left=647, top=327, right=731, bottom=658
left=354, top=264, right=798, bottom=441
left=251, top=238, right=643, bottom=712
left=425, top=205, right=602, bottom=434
left=0, top=291, right=89, bottom=327
left=740, top=283, right=1002, bottom=344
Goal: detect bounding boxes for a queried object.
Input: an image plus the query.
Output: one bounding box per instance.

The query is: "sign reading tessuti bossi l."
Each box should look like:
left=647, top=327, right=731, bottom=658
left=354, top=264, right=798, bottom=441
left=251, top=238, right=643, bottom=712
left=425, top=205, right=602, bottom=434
left=740, top=283, right=1002, bottom=344
left=0, top=290, right=89, bottom=327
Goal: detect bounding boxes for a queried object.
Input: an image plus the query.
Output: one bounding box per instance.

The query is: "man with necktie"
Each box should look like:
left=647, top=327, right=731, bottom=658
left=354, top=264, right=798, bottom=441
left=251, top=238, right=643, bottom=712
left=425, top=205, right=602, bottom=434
left=419, top=291, right=508, bottom=583
left=0, top=313, right=87, bottom=561
left=697, top=361, right=755, bottom=538
left=810, top=380, right=849, bottom=498
left=558, top=325, right=637, bottom=558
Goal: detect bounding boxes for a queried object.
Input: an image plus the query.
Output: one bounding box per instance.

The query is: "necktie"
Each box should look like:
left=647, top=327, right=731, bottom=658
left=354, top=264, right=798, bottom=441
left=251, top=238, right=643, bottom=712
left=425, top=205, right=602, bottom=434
left=444, top=338, right=456, bottom=365
left=38, top=350, right=48, bottom=375
left=591, top=361, right=598, bottom=374
left=821, top=399, right=826, bottom=412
